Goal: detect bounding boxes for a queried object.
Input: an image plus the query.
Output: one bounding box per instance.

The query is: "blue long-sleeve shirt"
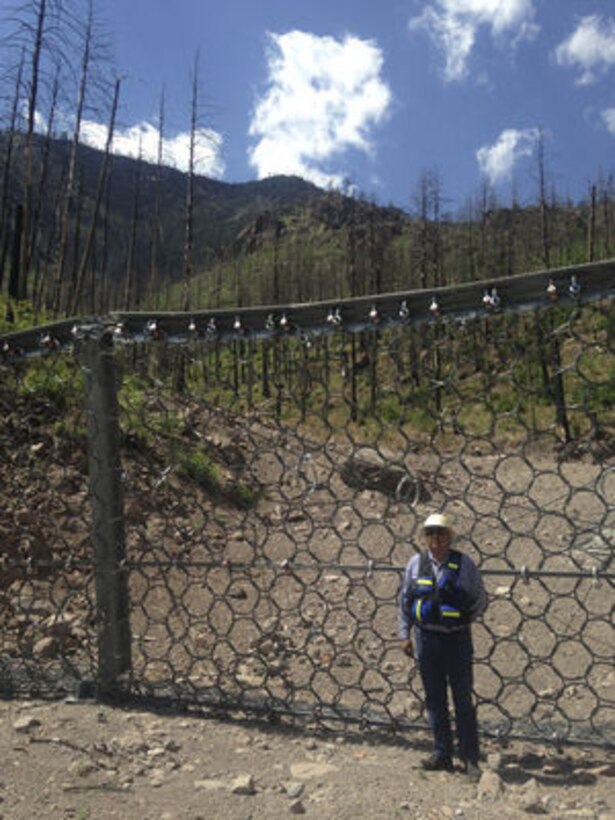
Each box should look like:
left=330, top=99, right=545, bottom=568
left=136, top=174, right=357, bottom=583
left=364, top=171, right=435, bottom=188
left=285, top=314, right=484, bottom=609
left=398, top=548, right=487, bottom=639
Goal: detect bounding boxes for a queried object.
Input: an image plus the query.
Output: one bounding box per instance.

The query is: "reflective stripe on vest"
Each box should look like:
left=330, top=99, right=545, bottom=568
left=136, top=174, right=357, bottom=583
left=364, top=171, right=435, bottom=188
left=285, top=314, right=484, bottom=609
left=440, top=604, right=461, bottom=619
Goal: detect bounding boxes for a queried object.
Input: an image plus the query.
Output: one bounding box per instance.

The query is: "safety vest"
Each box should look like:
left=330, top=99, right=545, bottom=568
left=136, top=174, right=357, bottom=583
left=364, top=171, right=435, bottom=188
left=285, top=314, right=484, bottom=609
left=405, top=549, right=469, bottom=629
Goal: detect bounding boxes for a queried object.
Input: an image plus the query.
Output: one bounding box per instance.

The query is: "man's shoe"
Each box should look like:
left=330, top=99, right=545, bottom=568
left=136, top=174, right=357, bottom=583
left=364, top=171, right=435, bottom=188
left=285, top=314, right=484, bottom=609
left=421, top=754, right=454, bottom=772
left=462, top=761, right=481, bottom=782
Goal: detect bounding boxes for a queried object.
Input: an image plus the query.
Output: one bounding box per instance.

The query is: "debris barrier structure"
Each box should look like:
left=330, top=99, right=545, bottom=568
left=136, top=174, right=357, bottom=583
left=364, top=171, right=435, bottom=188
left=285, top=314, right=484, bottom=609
left=0, top=261, right=613, bottom=748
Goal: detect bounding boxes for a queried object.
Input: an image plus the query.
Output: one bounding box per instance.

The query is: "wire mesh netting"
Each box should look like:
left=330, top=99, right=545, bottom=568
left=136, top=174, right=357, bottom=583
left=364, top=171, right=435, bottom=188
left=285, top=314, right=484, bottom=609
left=0, top=346, right=98, bottom=696
left=1, top=268, right=614, bottom=747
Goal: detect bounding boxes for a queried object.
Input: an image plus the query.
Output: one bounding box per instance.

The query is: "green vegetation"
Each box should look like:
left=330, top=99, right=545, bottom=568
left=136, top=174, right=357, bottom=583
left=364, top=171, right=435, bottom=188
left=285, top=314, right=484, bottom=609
left=175, top=447, right=264, bottom=510
left=177, top=449, right=218, bottom=490
left=107, top=297, right=614, bottom=456
left=2, top=287, right=613, bottom=497
left=118, top=371, right=263, bottom=509
left=0, top=295, right=50, bottom=334
left=19, top=356, right=83, bottom=411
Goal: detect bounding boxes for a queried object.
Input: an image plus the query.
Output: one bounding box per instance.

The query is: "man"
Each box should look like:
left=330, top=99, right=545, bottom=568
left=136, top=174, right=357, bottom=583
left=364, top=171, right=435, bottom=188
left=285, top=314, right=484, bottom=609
left=399, top=512, right=487, bottom=776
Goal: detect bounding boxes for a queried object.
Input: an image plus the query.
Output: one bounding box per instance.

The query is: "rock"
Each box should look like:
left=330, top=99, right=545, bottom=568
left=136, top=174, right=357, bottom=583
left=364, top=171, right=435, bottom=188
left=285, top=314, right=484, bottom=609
left=43, top=613, right=77, bottom=639
left=113, top=732, right=148, bottom=754
left=520, top=752, right=544, bottom=769
left=571, top=769, right=597, bottom=785
left=68, top=760, right=98, bottom=778
left=477, top=770, right=503, bottom=799
left=259, top=639, right=276, bottom=656
left=289, top=800, right=306, bottom=815
left=231, top=773, right=255, bottom=795
left=13, top=715, right=41, bottom=733
left=149, top=768, right=166, bottom=787
left=514, top=777, right=544, bottom=812
left=33, top=636, right=59, bottom=659
left=290, top=761, right=338, bottom=779
left=284, top=782, right=304, bottom=799
left=589, top=763, right=615, bottom=777
left=339, top=453, right=428, bottom=502
left=194, top=778, right=226, bottom=791
left=486, top=752, right=502, bottom=771
left=523, top=803, right=548, bottom=816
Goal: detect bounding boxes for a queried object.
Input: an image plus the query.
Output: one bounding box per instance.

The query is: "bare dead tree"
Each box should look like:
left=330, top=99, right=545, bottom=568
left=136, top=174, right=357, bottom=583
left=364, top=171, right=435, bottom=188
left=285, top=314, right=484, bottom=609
left=8, top=204, right=24, bottom=301
left=19, top=0, right=49, bottom=300
left=431, top=170, right=443, bottom=288
left=476, top=177, right=496, bottom=280
left=181, top=51, right=199, bottom=313
left=69, top=76, right=120, bottom=315
left=51, top=0, right=105, bottom=313
left=272, top=217, right=282, bottom=303
left=462, top=197, right=477, bottom=282
left=603, top=177, right=612, bottom=258
left=30, top=62, right=60, bottom=305
left=147, top=89, right=165, bottom=309
left=536, top=128, right=551, bottom=269
left=416, top=171, right=430, bottom=290
left=0, top=48, right=25, bottom=293
left=7, top=0, right=76, bottom=303
left=587, top=183, right=597, bottom=262
left=122, top=138, right=142, bottom=310
left=414, top=168, right=444, bottom=289
left=344, top=189, right=358, bottom=297
left=366, top=199, right=384, bottom=294
left=95, top=182, right=111, bottom=313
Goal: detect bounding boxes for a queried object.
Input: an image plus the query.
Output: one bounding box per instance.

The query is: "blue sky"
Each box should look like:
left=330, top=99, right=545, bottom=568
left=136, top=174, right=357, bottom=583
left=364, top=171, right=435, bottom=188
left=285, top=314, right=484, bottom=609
left=15, top=0, right=615, bottom=212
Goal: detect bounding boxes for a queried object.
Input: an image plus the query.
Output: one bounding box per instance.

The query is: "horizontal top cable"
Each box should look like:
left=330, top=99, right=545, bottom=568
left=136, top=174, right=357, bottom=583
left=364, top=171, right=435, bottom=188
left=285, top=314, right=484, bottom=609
left=1, top=260, right=613, bottom=357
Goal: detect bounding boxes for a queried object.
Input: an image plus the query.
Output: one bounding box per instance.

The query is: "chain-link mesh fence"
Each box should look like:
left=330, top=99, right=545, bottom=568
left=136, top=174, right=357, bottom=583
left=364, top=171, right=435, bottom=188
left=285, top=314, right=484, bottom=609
left=0, top=329, right=98, bottom=697
left=1, top=263, right=614, bottom=748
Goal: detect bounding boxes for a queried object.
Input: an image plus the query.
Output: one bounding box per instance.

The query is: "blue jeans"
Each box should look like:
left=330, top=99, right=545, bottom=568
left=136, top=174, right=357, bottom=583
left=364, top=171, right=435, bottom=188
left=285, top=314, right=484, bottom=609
left=415, top=627, right=479, bottom=764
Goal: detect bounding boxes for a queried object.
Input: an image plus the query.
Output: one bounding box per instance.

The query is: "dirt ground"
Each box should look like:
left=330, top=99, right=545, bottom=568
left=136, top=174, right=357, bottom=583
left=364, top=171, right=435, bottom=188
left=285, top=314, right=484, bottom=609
left=1, top=336, right=614, bottom=819
left=1, top=696, right=613, bottom=820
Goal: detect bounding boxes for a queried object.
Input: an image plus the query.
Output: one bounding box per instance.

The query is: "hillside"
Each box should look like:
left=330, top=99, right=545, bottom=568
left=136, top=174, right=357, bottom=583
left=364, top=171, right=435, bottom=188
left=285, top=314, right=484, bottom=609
left=0, top=131, right=613, bottom=313
left=0, top=132, right=327, bottom=279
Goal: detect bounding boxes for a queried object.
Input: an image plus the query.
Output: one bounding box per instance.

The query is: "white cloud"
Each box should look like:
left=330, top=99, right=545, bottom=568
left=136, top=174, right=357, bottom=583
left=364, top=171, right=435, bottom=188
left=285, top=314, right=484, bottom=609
left=409, top=0, right=538, bottom=82
left=248, top=30, right=392, bottom=189
left=78, top=120, right=225, bottom=177
left=476, top=127, right=539, bottom=184
left=37, top=109, right=226, bottom=177
left=603, top=108, right=615, bottom=135
left=554, top=15, right=615, bottom=85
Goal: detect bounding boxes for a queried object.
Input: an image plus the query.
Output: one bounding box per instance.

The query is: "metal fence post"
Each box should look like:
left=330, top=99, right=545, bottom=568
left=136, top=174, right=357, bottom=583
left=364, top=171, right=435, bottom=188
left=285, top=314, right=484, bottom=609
left=80, top=325, right=131, bottom=692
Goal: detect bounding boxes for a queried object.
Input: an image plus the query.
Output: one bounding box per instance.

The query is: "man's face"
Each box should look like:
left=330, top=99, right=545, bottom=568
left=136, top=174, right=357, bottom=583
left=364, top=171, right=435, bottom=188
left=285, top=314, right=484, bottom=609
left=425, top=526, right=451, bottom=560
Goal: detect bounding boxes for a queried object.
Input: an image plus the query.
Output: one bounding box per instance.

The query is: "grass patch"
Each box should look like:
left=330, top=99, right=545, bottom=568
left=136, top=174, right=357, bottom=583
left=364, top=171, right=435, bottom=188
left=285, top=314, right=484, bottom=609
left=177, top=448, right=263, bottom=509
left=0, top=296, right=50, bottom=334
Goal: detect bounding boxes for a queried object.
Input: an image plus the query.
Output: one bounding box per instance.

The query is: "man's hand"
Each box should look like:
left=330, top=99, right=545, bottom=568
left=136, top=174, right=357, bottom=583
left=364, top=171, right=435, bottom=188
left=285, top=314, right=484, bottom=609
left=401, top=638, right=413, bottom=658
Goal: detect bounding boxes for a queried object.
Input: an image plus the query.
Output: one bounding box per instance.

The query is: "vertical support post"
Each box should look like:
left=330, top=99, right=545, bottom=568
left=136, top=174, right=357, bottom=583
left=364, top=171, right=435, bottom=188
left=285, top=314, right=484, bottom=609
left=80, top=326, right=131, bottom=692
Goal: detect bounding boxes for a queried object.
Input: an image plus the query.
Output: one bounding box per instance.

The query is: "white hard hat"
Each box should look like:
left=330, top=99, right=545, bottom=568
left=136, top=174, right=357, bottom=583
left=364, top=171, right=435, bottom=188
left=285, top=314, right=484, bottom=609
left=423, top=513, right=451, bottom=531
